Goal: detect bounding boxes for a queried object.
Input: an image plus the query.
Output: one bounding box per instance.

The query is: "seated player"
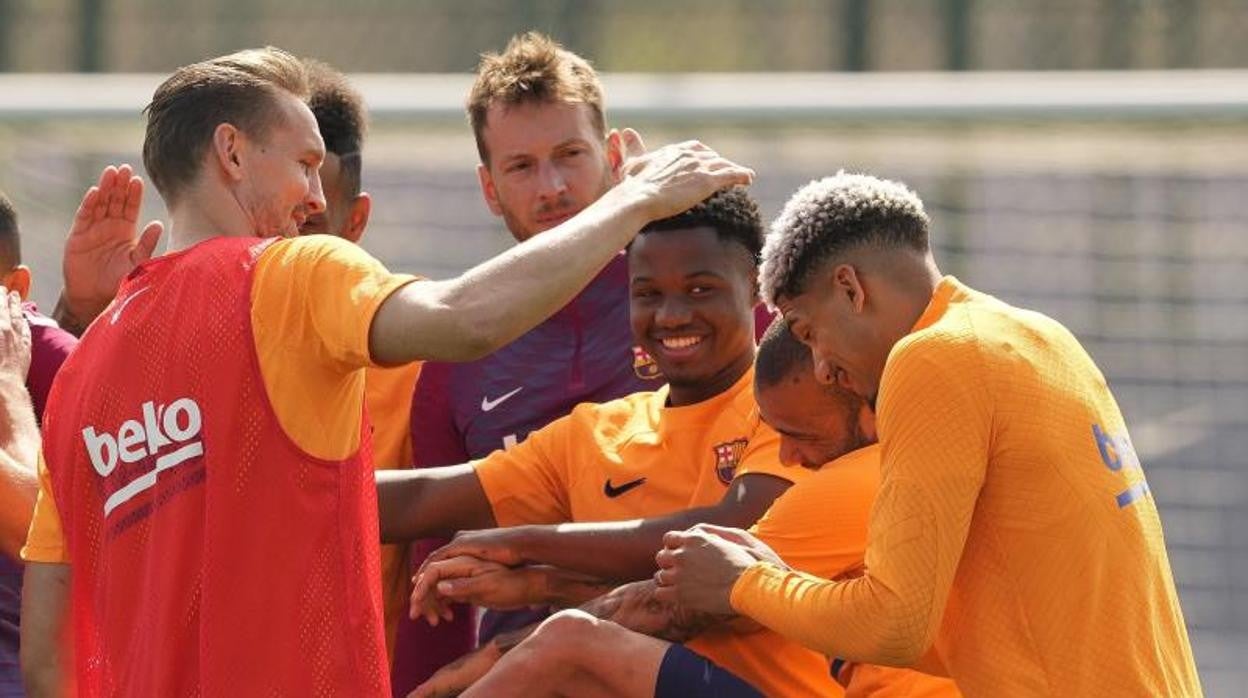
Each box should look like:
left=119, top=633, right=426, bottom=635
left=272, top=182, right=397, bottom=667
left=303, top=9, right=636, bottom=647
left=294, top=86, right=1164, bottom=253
left=378, top=187, right=836, bottom=696
left=408, top=323, right=960, bottom=697
left=655, top=173, right=1202, bottom=696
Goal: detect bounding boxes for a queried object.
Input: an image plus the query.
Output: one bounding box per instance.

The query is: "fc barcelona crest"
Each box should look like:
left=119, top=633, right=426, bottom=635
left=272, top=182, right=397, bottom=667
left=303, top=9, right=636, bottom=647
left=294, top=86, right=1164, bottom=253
left=632, top=346, right=663, bottom=380
left=713, top=438, right=749, bottom=484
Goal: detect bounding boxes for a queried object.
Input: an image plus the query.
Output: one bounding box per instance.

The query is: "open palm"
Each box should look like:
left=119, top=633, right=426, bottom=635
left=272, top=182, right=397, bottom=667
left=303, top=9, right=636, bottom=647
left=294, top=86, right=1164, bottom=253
left=62, top=164, right=164, bottom=321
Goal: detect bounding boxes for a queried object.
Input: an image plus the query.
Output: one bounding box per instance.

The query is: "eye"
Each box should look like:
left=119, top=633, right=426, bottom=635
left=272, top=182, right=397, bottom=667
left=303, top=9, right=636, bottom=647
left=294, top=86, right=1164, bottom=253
left=505, top=161, right=531, bottom=174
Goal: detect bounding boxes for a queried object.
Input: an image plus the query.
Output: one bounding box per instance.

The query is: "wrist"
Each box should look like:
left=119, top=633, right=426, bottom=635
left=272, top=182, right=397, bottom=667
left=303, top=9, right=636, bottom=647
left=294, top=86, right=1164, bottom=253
left=597, top=181, right=655, bottom=234
left=53, top=294, right=100, bottom=337
left=508, top=525, right=541, bottom=565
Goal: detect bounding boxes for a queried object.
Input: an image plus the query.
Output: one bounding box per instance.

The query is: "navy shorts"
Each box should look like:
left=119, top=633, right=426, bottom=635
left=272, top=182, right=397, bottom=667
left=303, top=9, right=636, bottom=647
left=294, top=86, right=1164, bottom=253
left=653, top=643, right=764, bottom=698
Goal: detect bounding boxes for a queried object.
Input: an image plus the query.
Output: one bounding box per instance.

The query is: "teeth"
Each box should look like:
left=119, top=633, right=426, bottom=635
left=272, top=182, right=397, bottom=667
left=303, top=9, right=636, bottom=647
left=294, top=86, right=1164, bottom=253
left=661, top=336, right=702, bottom=349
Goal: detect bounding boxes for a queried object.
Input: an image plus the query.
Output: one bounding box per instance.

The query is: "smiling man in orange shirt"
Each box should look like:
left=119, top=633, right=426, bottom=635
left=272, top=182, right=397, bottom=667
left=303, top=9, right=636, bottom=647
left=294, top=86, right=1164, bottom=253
left=412, top=318, right=960, bottom=698
left=655, top=172, right=1202, bottom=697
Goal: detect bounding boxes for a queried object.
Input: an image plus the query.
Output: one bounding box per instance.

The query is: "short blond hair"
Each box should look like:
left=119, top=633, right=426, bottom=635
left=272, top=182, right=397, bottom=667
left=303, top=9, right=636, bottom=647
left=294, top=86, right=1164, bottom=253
left=760, top=172, right=930, bottom=306
left=467, top=32, right=605, bottom=164
left=143, top=47, right=309, bottom=204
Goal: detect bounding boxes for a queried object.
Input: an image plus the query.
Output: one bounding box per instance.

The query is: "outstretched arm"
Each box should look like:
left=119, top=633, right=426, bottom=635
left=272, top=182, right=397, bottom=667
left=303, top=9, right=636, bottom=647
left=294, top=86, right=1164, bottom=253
left=368, top=134, right=753, bottom=364
left=418, top=473, right=791, bottom=582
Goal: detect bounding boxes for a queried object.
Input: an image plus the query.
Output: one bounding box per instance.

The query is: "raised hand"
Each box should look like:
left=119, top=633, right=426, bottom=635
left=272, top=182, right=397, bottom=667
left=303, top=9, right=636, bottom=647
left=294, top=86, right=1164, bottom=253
left=60, top=164, right=164, bottom=325
left=613, top=129, right=755, bottom=223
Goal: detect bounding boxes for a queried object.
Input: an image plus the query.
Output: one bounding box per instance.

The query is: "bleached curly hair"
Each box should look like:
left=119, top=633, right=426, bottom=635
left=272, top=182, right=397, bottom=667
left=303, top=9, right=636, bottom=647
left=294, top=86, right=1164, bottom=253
left=759, top=172, right=930, bottom=307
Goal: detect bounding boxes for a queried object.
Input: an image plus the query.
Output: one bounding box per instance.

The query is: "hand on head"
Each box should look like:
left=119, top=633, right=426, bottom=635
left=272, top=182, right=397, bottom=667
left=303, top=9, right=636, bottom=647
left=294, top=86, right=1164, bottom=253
left=613, top=128, right=755, bottom=223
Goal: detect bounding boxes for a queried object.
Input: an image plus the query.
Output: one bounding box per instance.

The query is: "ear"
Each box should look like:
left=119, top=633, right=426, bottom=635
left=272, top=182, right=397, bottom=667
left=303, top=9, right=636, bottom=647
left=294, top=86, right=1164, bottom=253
left=2, top=266, right=30, bottom=301
left=833, top=264, right=866, bottom=314
left=340, top=192, right=372, bottom=244
left=605, top=128, right=625, bottom=182
left=212, top=123, right=246, bottom=182
left=477, top=163, right=503, bottom=217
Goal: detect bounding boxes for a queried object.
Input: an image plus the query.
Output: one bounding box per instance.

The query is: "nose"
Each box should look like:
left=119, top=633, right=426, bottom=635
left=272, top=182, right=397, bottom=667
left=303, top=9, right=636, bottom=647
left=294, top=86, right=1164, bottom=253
left=813, top=352, right=835, bottom=386
left=778, top=438, right=802, bottom=467
left=305, top=171, right=327, bottom=215
left=536, top=160, right=569, bottom=201
left=655, top=296, right=693, bottom=328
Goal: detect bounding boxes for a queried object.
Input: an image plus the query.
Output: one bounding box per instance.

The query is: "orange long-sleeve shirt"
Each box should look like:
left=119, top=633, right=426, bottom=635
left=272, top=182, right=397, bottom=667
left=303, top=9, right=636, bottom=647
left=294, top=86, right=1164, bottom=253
left=731, top=276, right=1201, bottom=697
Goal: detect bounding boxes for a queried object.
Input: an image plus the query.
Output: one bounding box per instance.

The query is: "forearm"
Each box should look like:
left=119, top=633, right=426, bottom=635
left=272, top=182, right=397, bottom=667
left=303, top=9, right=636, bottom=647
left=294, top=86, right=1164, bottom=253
left=370, top=185, right=649, bottom=364
left=20, top=563, right=71, bottom=697
left=580, top=580, right=736, bottom=644
left=0, top=373, right=39, bottom=468
left=0, top=450, right=37, bottom=558
left=731, top=562, right=938, bottom=667
left=375, top=466, right=497, bottom=542
left=531, top=566, right=616, bottom=608
left=513, top=508, right=716, bottom=581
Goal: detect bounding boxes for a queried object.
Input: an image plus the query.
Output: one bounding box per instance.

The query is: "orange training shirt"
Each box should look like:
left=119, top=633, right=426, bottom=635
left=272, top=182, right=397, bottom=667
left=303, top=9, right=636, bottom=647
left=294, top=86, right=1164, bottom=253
left=747, top=445, right=960, bottom=698
left=730, top=276, right=1201, bottom=697
left=475, top=367, right=840, bottom=697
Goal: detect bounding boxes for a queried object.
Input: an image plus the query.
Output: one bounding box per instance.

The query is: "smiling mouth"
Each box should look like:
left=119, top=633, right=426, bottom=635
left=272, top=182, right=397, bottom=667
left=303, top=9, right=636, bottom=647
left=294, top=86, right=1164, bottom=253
left=660, top=336, right=703, bottom=351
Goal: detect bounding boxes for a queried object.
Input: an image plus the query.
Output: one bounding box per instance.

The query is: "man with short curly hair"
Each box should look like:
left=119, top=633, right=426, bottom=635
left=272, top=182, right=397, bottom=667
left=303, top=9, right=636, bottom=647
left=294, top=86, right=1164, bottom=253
left=656, top=172, right=1202, bottom=697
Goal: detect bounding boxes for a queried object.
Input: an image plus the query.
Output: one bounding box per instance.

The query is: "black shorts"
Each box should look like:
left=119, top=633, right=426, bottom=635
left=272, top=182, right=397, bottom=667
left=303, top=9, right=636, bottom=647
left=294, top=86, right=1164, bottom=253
left=653, top=643, right=764, bottom=698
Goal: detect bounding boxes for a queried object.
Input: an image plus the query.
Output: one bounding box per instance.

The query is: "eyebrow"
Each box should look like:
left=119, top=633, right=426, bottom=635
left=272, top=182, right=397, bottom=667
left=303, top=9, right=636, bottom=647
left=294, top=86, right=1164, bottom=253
left=630, top=270, right=729, bottom=285
left=498, top=138, right=591, bottom=164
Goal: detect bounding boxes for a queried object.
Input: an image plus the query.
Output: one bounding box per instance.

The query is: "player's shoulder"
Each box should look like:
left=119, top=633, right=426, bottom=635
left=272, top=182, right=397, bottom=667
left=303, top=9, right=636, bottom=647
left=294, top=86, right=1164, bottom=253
left=258, top=233, right=374, bottom=268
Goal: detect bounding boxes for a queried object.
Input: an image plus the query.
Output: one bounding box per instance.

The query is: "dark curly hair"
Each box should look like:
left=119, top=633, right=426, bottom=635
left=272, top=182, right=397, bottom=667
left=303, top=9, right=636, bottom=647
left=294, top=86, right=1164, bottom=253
left=761, top=172, right=929, bottom=305
left=304, top=58, right=367, bottom=200
left=636, top=186, right=764, bottom=263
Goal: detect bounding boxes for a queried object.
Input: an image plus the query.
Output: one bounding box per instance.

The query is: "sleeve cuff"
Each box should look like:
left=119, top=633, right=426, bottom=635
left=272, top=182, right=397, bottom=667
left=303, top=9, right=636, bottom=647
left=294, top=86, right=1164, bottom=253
left=20, top=543, right=68, bottom=564
left=729, top=561, right=789, bottom=617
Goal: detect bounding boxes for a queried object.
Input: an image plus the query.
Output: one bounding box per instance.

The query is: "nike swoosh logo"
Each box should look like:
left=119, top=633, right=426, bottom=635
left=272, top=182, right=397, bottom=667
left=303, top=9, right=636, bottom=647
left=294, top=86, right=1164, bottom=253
left=111, top=286, right=151, bottom=324
left=481, top=386, right=523, bottom=412
left=603, top=477, right=646, bottom=498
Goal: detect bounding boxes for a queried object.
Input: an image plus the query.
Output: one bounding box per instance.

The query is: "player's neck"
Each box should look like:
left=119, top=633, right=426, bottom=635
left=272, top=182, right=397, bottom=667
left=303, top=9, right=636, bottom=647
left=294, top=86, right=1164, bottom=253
left=881, top=250, right=943, bottom=340
left=166, top=190, right=257, bottom=252
left=667, top=348, right=754, bottom=408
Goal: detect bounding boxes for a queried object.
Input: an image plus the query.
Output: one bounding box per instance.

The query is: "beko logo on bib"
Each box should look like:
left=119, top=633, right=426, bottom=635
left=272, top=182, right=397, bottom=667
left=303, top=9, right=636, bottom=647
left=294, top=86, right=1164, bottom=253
left=82, top=398, right=205, bottom=516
